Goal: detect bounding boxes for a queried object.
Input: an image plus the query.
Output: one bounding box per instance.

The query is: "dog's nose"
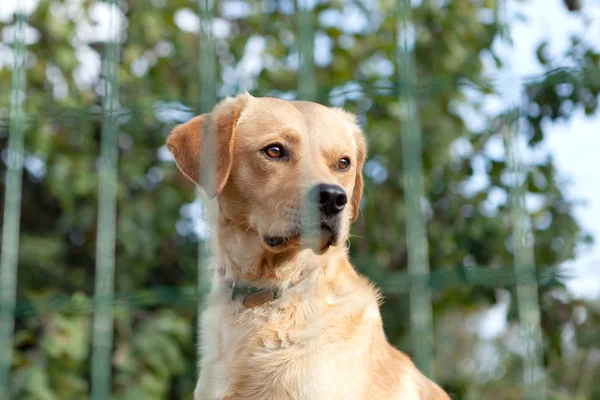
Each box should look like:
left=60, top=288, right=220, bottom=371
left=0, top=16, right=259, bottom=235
left=308, top=184, right=347, bottom=216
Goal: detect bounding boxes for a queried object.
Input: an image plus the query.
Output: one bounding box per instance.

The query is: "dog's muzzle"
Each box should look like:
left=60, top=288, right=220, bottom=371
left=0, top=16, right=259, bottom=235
left=264, top=184, right=347, bottom=254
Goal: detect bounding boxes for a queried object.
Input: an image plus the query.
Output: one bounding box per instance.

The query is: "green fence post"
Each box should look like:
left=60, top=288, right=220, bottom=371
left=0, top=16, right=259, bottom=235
left=296, top=0, right=321, bottom=251
left=504, top=109, right=546, bottom=399
left=196, top=0, right=218, bottom=377
left=297, top=0, right=316, bottom=101
left=91, top=1, right=121, bottom=398
left=199, top=0, right=217, bottom=114
left=496, top=0, right=546, bottom=395
left=396, top=0, right=435, bottom=379
left=0, top=10, right=28, bottom=397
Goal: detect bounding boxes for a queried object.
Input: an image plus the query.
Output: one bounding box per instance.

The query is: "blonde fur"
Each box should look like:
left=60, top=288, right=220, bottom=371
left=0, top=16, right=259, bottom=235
left=167, top=94, right=450, bottom=400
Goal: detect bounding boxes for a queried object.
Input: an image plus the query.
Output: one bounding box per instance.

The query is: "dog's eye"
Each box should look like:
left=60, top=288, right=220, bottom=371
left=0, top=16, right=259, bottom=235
left=337, top=158, right=351, bottom=171
left=263, top=144, right=287, bottom=160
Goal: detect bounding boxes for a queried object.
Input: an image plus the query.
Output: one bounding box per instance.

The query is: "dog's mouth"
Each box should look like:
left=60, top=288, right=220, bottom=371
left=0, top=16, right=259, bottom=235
left=263, top=223, right=337, bottom=255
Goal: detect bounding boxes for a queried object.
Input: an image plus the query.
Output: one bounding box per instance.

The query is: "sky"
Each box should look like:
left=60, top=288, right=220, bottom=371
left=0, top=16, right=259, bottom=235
left=473, top=0, right=600, bottom=339
left=1, top=0, right=598, bottom=303
left=499, top=0, right=600, bottom=300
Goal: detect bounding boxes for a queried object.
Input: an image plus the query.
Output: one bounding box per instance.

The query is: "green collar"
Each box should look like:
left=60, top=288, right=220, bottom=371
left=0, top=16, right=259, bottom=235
left=230, top=282, right=281, bottom=308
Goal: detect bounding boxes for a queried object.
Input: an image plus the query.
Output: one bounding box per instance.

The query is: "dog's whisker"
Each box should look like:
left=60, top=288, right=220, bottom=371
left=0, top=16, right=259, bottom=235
left=274, top=199, right=291, bottom=217
left=347, top=234, right=364, bottom=239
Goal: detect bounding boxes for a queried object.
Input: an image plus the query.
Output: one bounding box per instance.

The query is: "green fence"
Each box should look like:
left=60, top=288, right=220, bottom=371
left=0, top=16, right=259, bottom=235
left=1, top=0, right=598, bottom=398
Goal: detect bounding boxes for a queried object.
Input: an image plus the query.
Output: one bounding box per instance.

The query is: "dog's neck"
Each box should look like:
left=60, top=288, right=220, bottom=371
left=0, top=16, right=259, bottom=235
left=214, top=213, right=346, bottom=291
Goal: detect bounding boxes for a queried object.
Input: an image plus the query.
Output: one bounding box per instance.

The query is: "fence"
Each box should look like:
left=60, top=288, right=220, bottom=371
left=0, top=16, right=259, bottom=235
left=1, top=0, right=596, bottom=398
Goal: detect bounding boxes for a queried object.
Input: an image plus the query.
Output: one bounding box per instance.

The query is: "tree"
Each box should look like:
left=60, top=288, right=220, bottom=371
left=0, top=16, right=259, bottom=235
left=1, top=0, right=598, bottom=398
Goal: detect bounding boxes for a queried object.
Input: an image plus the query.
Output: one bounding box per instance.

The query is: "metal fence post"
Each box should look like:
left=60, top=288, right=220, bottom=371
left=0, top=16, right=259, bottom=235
left=396, top=0, right=435, bottom=379
left=91, top=1, right=121, bottom=398
left=496, top=0, right=547, bottom=395
left=505, top=109, right=546, bottom=399
left=297, top=0, right=316, bottom=101
left=296, top=0, right=321, bottom=256
left=196, top=0, right=217, bottom=377
left=0, top=10, right=28, bottom=397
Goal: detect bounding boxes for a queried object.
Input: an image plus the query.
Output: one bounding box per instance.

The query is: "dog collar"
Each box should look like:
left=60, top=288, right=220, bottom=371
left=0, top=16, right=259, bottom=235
left=230, top=282, right=281, bottom=308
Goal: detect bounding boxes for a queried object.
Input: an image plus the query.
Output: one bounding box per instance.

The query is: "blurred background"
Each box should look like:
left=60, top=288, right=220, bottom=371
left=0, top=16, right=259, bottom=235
left=1, top=0, right=600, bottom=399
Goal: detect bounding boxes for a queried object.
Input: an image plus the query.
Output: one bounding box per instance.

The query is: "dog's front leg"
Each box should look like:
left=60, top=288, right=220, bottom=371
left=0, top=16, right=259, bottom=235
left=193, top=368, right=211, bottom=400
left=193, top=358, right=233, bottom=400
left=194, top=373, right=236, bottom=400
left=194, top=301, right=233, bottom=400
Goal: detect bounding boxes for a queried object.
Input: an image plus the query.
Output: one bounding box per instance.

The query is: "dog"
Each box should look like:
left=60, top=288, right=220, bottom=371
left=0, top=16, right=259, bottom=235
left=167, top=93, right=450, bottom=400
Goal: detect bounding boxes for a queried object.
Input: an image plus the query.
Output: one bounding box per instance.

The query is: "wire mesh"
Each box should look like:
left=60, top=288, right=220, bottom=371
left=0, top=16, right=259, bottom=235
left=0, top=0, right=596, bottom=398
left=7, top=264, right=568, bottom=319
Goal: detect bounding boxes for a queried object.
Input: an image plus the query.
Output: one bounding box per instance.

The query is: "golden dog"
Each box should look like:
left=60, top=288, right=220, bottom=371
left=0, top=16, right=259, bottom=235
left=167, top=93, right=450, bottom=400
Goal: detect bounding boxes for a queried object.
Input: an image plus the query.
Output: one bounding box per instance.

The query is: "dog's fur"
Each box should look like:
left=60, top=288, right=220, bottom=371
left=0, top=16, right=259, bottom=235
left=167, top=93, right=450, bottom=400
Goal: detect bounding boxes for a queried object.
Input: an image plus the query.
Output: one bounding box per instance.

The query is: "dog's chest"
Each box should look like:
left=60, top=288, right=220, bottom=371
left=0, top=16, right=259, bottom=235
left=201, top=298, right=369, bottom=399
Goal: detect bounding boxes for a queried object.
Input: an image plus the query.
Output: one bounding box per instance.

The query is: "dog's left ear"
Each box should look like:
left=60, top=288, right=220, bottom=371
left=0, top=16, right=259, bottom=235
left=350, top=128, right=366, bottom=222
left=166, top=93, right=251, bottom=198
left=331, top=108, right=367, bottom=222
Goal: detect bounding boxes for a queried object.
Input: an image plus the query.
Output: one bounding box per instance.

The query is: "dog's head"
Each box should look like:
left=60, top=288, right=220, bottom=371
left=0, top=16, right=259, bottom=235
left=167, top=93, right=366, bottom=256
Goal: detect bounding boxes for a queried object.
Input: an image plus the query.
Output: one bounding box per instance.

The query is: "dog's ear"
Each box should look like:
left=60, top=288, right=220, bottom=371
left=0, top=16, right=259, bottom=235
left=166, top=93, right=251, bottom=198
left=330, top=107, right=367, bottom=222
left=350, top=128, right=366, bottom=222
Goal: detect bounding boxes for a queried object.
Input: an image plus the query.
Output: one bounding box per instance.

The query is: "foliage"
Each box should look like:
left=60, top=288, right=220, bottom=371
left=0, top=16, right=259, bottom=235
left=1, top=0, right=599, bottom=398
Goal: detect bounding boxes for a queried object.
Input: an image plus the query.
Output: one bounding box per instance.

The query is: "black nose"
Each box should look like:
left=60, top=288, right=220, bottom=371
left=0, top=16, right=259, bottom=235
left=308, top=184, right=347, bottom=216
